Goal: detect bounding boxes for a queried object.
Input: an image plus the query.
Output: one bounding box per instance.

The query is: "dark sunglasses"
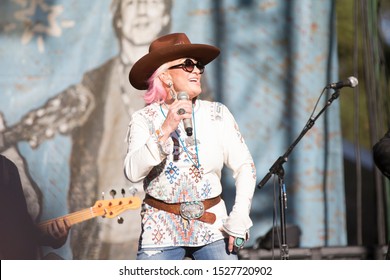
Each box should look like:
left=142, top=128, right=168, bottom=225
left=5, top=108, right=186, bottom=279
left=168, top=59, right=205, bottom=74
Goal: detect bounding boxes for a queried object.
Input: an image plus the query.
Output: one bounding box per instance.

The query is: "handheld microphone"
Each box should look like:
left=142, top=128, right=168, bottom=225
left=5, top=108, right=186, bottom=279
left=177, top=92, right=193, bottom=136
left=327, top=76, right=358, bottom=90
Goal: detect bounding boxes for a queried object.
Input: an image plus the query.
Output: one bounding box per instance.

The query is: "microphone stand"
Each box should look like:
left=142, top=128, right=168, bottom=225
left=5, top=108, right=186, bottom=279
left=257, top=88, right=341, bottom=260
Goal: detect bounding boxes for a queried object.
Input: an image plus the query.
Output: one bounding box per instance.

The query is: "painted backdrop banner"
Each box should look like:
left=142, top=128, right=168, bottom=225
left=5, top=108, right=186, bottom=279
left=0, top=0, right=346, bottom=259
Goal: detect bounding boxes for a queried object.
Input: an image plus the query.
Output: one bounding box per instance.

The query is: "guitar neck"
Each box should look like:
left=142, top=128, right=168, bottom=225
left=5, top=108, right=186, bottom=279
left=38, top=207, right=98, bottom=231
left=37, top=196, right=142, bottom=232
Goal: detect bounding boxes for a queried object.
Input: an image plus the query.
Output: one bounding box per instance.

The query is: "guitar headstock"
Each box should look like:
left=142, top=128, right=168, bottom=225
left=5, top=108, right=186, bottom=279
left=92, top=195, right=141, bottom=219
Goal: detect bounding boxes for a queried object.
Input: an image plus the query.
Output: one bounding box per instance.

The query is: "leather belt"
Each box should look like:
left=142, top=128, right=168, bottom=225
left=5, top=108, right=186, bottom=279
left=144, top=194, right=221, bottom=224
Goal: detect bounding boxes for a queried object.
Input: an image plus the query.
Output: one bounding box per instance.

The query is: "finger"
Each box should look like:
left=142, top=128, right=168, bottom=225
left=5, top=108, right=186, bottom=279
left=228, top=236, right=235, bottom=253
left=177, top=108, right=186, bottom=115
left=174, top=99, right=192, bottom=111
left=51, top=220, right=63, bottom=237
left=63, top=218, right=71, bottom=229
left=47, top=222, right=61, bottom=240
left=176, top=110, right=192, bottom=119
left=46, top=223, right=55, bottom=237
left=54, top=219, right=70, bottom=237
left=233, top=237, right=245, bottom=252
left=56, top=219, right=66, bottom=232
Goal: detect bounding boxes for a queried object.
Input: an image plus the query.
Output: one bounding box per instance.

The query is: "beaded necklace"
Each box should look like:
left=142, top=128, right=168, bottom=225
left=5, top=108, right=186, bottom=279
left=159, top=103, right=201, bottom=169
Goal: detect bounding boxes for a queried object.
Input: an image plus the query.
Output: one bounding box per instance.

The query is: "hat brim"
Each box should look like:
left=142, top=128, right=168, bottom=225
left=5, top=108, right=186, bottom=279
left=129, top=43, right=220, bottom=90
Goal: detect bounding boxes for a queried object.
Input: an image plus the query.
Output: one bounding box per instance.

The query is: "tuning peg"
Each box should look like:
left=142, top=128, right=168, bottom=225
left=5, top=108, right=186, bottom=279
left=110, top=189, right=117, bottom=198
left=117, top=217, right=124, bottom=224
left=121, top=188, right=125, bottom=197
left=129, top=187, right=137, bottom=196
left=101, top=191, right=105, bottom=200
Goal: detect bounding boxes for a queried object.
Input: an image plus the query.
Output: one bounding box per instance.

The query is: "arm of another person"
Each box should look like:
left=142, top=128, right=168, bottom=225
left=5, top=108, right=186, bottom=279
left=373, top=129, right=390, bottom=179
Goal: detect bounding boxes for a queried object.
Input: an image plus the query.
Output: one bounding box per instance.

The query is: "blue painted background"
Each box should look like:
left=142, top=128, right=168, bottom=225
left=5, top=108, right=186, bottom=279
left=0, top=0, right=346, bottom=259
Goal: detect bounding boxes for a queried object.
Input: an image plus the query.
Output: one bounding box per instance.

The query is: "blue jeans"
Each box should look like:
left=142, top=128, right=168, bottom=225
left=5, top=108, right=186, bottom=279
left=136, top=239, right=238, bottom=260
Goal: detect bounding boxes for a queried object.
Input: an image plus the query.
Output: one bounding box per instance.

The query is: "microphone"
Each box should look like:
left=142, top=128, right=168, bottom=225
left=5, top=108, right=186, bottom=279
left=177, top=92, right=193, bottom=136
left=327, top=76, right=358, bottom=90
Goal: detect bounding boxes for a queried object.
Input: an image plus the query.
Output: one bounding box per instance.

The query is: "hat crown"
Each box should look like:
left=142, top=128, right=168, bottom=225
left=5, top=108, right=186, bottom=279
left=149, top=33, right=191, bottom=53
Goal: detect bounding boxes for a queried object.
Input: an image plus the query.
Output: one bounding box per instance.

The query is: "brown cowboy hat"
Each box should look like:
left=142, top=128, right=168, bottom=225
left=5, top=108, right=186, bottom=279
left=129, top=33, right=220, bottom=90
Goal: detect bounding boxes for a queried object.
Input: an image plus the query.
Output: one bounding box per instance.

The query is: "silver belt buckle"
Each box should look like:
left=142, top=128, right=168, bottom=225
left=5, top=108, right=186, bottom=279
left=180, top=201, right=204, bottom=220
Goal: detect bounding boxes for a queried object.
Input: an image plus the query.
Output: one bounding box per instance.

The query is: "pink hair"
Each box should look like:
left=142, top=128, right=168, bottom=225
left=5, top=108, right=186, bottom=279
left=143, top=64, right=169, bottom=105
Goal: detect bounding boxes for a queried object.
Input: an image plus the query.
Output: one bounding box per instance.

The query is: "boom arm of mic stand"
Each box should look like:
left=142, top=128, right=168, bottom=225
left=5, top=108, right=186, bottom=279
left=257, top=156, right=287, bottom=188
left=257, top=89, right=341, bottom=189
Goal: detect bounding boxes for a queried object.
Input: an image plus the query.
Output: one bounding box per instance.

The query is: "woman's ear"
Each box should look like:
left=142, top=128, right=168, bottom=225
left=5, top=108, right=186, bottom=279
left=159, top=72, right=172, bottom=87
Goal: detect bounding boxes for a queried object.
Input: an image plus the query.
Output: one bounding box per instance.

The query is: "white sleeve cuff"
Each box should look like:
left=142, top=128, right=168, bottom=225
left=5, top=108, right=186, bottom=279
left=222, top=211, right=252, bottom=239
